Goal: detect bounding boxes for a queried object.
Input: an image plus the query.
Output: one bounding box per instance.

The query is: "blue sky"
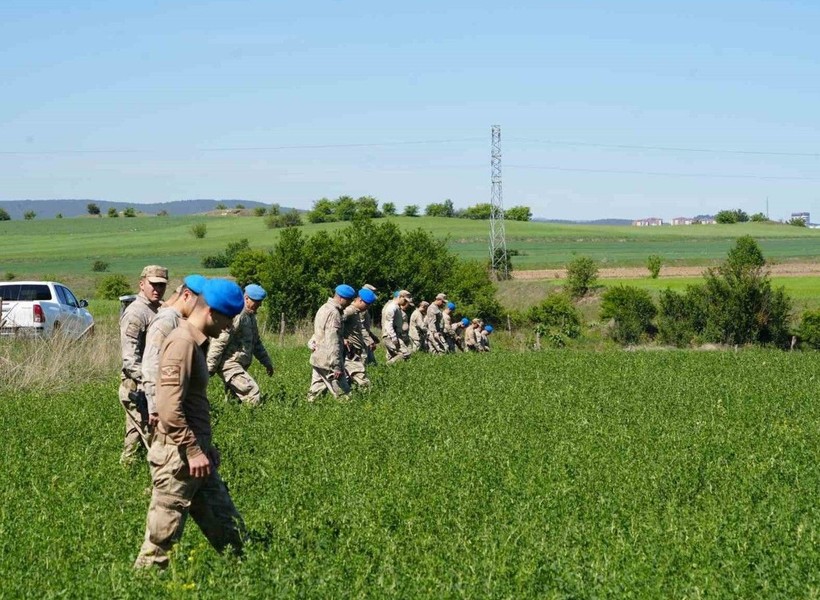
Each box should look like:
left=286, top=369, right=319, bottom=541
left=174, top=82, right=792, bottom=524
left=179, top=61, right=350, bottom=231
left=2, top=0, right=819, bottom=221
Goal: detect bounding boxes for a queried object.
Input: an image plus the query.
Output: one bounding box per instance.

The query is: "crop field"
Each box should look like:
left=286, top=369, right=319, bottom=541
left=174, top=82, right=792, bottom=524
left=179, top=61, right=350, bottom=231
left=1, top=216, right=818, bottom=281
left=1, top=338, right=819, bottom=598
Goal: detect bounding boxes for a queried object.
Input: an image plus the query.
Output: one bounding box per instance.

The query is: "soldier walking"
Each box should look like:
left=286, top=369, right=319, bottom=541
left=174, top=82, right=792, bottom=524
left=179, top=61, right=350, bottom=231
left=464, top=318, right=480, bottom=352
left=442, top=301, right=457, bottom=352
left=424, top=293, right=448, bottom=354
left=207, top=284, right=274, bottom=406
left=480, top=324, right=494, bottom=351
left=119, top=265, right=168, bottom=466
left=142, top=274, right=206, bottom=437
left=307, top=284, right=355, bottom=402
left=134, top=279, right=247, bottom=569
left=360, top=283, right=380, bottom=365
left=381, top=289, right=413, bottom=364
left=408, top=301, right=428, bottom=353
left=342, top=287, right=377, bottom=389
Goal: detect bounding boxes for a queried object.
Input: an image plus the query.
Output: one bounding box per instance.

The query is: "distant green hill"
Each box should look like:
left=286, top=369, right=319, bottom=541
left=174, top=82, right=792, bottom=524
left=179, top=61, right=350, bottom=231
left=0, top=198, right=285, bottom=219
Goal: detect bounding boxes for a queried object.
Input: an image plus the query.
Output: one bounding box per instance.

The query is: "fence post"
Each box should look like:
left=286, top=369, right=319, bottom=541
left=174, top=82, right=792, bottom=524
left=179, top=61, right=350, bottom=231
left=535, top=330, right=541, bottom=350
left=506, top=314, right=512, bottom=334
left=279, top=312, right=285, bottom=346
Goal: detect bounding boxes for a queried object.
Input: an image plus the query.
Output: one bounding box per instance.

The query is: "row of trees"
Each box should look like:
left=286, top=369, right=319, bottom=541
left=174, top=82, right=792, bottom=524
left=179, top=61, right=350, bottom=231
left=715, top=208, right=807, bottom=227
left=534, top=237, right=795, bottom=347
left=424, top=200, right=532, bottom=221
left=214, top=219, right=503, bottom=328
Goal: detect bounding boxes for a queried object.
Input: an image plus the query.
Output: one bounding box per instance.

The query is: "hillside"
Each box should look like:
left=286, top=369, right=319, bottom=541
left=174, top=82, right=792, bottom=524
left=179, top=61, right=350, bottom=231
left=0, top=198, right=281, bottom=219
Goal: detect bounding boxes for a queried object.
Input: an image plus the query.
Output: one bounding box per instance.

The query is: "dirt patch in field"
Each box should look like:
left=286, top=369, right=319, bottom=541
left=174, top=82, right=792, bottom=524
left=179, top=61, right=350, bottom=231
left=514, top=262, right=820, bottom=280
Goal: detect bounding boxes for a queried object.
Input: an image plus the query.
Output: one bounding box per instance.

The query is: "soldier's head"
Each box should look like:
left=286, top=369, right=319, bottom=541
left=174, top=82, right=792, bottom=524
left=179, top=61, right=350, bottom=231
left=484, top=324, right=494, bottom=335
left=419, top=300, right=430, bottom=314
left=139, top=265, right=168, bottom=306
left=353, top=287, right=376, bottom=311
left=434, top=293, right=447, bottom=307
left=363, top=283, right=378, bottom=293
left=460, top=317, right=470, bottom=329
left=195, top=278, right=244, bottom=338
left=334, top=284, right=356, bottom=308
left=396, top=290, right=412, bottom=308
left=244, top=284, right=267, bottom=314
left=176, top=274, right=207, bottom=318
left=445, top=301, right=456, bottom=314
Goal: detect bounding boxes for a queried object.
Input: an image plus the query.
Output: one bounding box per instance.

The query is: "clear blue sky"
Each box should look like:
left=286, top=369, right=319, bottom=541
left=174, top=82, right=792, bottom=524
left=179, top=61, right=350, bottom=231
left=2, top=0, right=819, bottom=221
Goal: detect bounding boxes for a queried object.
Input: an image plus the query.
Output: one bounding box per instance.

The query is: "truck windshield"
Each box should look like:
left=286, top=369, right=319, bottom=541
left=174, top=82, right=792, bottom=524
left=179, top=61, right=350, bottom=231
left=0, top=284, right=53, bottom=301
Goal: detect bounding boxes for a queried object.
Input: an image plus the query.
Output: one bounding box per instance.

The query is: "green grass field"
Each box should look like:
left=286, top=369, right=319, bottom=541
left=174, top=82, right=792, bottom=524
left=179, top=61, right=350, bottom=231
left=1, top=346, right=818, bottom=597
left=2, top=216, right=818, bottom=282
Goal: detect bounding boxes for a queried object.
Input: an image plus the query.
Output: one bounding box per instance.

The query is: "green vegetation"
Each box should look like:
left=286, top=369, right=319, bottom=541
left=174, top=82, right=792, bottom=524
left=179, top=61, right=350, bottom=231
left=1, top=343, right=819, bottom=597
left=566, top=256, right=599, bottom=298
left=108, top=207, right=119, bottom=217
left=87, top=202, right=101, bottom=216
left=798, top=309, right=820, bottom=349
left=97, top=274, right=132, bottom=299
left=23, top=210, right=36, bottom=220
left=91, top=260, right=109, bottom=273
left=601, top=285, right=657, bottom=344
left=646, top=254, right=662, bottom=278
left=190, top=222, right=208, bottom=239
left=306, top=195, right=382, bottom=223
left=0, top=207, right=11, bottom=221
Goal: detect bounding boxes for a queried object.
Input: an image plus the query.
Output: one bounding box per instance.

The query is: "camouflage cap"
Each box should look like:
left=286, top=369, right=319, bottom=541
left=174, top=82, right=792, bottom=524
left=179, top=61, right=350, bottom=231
left=140, top=265, right=169, bottom=283
left=435, top=293, right=447, bottom=301
left=363, top=283, right=377, bottom=292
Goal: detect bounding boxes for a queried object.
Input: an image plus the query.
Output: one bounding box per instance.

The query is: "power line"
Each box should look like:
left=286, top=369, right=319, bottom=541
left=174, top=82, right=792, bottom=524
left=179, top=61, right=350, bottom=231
left=509, top=137, right=820, bottom=158
left=507, top=164, right=820, bottom=181
left=0, top=137, right=485, bottom=156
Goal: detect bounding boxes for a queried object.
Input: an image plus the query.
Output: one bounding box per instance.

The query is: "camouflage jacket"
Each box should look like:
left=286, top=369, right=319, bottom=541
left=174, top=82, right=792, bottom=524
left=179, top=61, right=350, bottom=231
left=120, top=294, right=159, bottom=386
left=142, top=306, right=182, bottom=414
left=207, top=309, right=273, bottom=376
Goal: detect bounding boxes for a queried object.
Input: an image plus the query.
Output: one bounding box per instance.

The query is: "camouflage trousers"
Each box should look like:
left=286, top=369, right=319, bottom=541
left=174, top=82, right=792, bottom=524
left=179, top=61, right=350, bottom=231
left=119, top=379, right=151, bottom=463
left=426, top=332, right=447, bottom=355
left=307, top=366, right=351, bottom=402
left=218, top=367, right=262, bottom=406
left=134, top=435, right=245, bottom=569
left=408, top=336, right=427, bottom=354
left=383, top=337, right=411, bottom=364
left=345, top=353, right=370, bottom=388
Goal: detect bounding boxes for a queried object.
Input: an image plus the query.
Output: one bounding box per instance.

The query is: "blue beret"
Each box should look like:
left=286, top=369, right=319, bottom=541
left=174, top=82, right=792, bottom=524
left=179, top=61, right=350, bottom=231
left=183, top=274, right=207, bottom=295
left=335, top=284, right=356, bottom=299
left=485, top=325, right=494, bottom=333
left=244, top=284, right=267, bottom=301
left=392, top=290, right=400, bottom=298
left=359, top=288, right=377, bottom=304
left=203, top=279, right=245, bottom=317
left=447, top=302, right=456, bottom=310
left=461, top=317, right=470, bottom=327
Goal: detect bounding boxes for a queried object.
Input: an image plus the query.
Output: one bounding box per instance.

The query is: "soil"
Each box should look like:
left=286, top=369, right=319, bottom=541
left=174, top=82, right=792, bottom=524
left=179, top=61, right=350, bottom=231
left=513, top=262, right=820, bottom=280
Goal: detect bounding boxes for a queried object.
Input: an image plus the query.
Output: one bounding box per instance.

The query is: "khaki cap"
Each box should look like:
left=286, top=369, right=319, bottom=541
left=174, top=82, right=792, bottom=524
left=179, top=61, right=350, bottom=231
left=435, top=293, right=447, bottom=301
left=363, top=283, right=377, bottom=292
left=140, top=265, right=169, bottom=283
left=398, top=289, right=412, bottom=299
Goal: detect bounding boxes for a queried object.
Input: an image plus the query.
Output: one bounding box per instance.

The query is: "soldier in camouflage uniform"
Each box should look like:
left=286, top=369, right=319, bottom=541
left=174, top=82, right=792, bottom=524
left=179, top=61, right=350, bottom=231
left=342, top=287, right=378, bottom=389
left=454, top=317, right=470, bottom=351
left=480, top=324, right=493, bottom=352
left=119, top=265, right=168, bottom=465
left=142, top=274, right=206, bottom=436
left=408, top=301, right=428, bottom=353
left=441, top=301, right=458, bottom=352
left=381, top=290, right=413, bottom=364
left=424, top=293, right=448, bottom=354
left=207, top=284, right=274, bottom=406
left=464, top=318, right=480, bottom=352
left=307, top=285, right=355, bottom=402
left=134, top=279, right=246, bottom=569
left=360, top=283, right=379, bottom=365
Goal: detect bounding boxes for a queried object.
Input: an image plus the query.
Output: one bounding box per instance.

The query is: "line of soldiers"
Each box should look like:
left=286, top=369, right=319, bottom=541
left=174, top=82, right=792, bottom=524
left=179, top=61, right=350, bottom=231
left=118, top=267, right=495, bottom=569
left=306, top=285, right=493, bottom=402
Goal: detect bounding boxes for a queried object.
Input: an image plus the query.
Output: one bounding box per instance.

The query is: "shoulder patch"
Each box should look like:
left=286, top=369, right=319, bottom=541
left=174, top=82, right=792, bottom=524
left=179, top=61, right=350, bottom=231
left=125, top=322, right=141, bottom=339
left=160, top=364, right=181, bottom=386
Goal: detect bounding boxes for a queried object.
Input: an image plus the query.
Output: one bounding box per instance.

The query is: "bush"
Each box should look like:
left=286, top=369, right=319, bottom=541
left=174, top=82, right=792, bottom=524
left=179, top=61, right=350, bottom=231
left=24, top=211, right=36, bottom=220
left=87, top=203, right=100, bottom=216
left=265, top=210, right=303, bottom=229
left=566, top=256, right=598, bottom=298
left=4, top=272, right=16, bottom=281
left=715, top=209, right=749, bottom=224
left=646, top=255, right=662, bottom=279
left=56, top=213, right=63, bottom=219
left=657, top=236, right=792, bottom=347
left=216, top=203, right=227, bottom=210
left=382, top=202, right=396, bottom=216
left=505, top=206, right=532, bottom=221
left=788, top=217, right=807, bottom=227
left=527, top=294, right=582, bottom=339
left=91, top=260, right=109, bottom=273
left=97, top=274, right=131, bottom=300
left=123, top=207, right=136, bottom=218
left=157, top=210, right=169, bottom=217
left=798, top=309, right=820, bottom=349
left=600, top=285, right=657, bottom=344
left=425, top=200, right=455, bottom=218
left=0, top=208, right=10, bottom=221
left=402, top=205, right=419, bottom=217
left=108, top=207, right=118, bottom=218
left=254, top=207, right=266, bottom=217
left=202, top=238, right=250, bottom=269
left=190, top=223, right=207, bottom=238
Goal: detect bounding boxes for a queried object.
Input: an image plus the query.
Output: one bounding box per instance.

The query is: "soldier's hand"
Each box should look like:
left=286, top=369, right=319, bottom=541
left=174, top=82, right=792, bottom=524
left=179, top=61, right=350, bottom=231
left=333, top=369, right=343, bottom=380
left=148, top=413, right=159, bottom=427
left=188, top=453, right=212, bottom=479
left=208, top=446, right=222, bottom=469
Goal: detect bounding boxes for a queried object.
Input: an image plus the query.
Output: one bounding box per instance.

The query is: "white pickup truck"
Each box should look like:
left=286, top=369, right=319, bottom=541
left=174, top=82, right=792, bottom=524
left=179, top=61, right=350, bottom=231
left=0, top=281, right=94, bottom=339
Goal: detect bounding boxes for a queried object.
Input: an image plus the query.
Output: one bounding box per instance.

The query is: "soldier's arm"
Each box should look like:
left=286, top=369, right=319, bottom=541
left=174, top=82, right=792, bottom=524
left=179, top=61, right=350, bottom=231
left=206, top=328, right=231, bottom=374
left=120, top=313, right=145, bottom=384
left=156, top=337, right=202, bottom=459
left=382, top=306, right=398, bottom=340
left=326, top=310, right=343, bottom=371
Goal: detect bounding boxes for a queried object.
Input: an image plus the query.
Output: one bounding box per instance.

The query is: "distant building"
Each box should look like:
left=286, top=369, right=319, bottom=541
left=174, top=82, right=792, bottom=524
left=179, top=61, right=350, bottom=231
left=791, top=212, right=810, bottom=223
left=632, top=217, right=664, bottom=227
left=671, top=217, right=694, bottom=226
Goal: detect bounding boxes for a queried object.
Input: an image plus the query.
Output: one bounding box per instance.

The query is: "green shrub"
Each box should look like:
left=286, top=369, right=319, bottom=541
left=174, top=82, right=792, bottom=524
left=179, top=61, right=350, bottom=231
left=123, top=207, right=136, bottom=218
left=798, top=309, right=820, bottom=349
left=566, top=256, right=598, bottom=298
left=96, top=274, right=131, bottom=299
left=527, top=293, right=582, bottom=339
left=265, top=210, right=303, bottom=229
left=254, top=207, right=266, bottom=217
left=91, top=260, right=109, bottom=272
left=4, top=272, right=16, bottom=281
left=0, top=208, right=10, bottom=221
left=646, top=255, right=662, bottom=279
left=190, top=222, right=207, bottom=239
left=402, top=204, right=419, bottom=217
left=600, top=285, right=657, bottom=344
left=24, top=211, right=36, bottom=220
left=202, top=238, right=250, bottom=269
left=108, top=207, right=118, bottom=217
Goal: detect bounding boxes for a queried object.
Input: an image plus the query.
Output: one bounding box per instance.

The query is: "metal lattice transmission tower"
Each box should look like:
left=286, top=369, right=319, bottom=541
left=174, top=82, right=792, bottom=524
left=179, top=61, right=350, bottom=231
left=489, top=125, right=509, bottom=279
